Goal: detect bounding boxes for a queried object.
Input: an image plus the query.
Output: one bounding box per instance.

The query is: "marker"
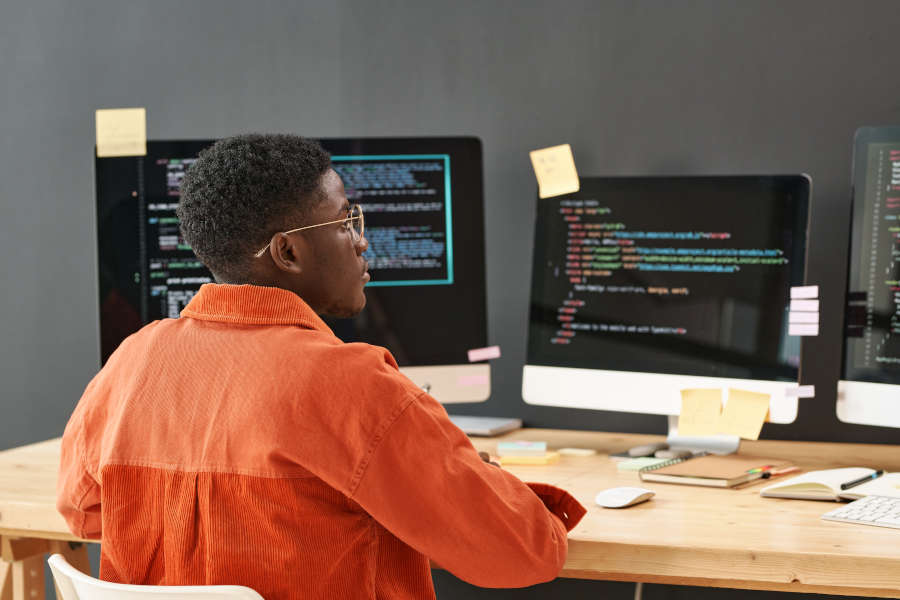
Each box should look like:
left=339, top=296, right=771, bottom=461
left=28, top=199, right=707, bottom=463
left=840, top=469, right=884, bottom=491
left=746, top=465, right=774, bottom=474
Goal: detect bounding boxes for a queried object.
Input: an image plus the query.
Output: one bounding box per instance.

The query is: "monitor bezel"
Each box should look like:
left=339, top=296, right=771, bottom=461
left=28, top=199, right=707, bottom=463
left=837, top=126, right=900, bottom=426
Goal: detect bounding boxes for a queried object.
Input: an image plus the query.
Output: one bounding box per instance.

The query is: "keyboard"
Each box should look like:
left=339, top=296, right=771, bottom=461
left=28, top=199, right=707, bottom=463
left=821, top=495, right=900, bottom=529
left=448, top=415, right=522, bottom=436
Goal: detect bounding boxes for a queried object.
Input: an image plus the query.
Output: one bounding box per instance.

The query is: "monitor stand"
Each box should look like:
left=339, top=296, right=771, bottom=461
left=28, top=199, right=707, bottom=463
left=665, top=415, right=740, bottom=455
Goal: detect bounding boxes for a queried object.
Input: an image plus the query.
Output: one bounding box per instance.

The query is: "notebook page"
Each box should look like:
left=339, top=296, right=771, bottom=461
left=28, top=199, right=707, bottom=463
left=842, top=472, right=900, bottom=499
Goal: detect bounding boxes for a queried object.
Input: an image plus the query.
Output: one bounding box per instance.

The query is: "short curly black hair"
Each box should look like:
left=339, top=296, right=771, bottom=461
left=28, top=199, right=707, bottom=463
left=177, top=133, right=331, bottom=281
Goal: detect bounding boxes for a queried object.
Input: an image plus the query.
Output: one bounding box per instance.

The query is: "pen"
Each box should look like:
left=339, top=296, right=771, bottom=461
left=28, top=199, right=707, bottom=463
left=839, top=469, right=884, bottom=491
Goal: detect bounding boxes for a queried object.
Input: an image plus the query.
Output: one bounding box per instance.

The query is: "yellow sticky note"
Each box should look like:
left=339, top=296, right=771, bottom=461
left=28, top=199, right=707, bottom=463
left=96, top=108, right=147, bottom=157
left=678, top=389, right=722, bottom=436
left=718, top=389, right=771, bottom=440
left=529, top=144, right=580, bottom=199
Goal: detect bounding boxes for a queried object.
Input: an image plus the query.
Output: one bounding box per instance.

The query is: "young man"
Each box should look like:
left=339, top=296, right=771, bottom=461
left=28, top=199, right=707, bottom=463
left=58, top=134, right=586, bottom=600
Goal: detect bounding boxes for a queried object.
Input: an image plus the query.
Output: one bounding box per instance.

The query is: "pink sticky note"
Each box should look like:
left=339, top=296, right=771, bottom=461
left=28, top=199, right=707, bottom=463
left=790, top=285, right=819, bottom=299
left=468, top=345, right=501, bottom=362
left=789, top=311, right=819, bottom=323
left=458, top=374, right=490, bottom=386
left=790, top=299, right=819, bottom=312
left=784, top=385, right=815, bottom=398
left=788, top=323, right=818, bottom=336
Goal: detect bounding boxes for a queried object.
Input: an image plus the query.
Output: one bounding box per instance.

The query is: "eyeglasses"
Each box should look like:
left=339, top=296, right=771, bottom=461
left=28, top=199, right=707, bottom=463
left=254, top=204, right=364, bottom=258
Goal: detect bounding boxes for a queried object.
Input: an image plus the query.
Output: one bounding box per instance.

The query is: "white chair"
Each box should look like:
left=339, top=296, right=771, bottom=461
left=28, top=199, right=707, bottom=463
left=48, top=554, right=266, bottom=600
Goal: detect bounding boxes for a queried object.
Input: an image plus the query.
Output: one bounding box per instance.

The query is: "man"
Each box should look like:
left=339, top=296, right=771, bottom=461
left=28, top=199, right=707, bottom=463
left=58, top=134, right=585, bottom=600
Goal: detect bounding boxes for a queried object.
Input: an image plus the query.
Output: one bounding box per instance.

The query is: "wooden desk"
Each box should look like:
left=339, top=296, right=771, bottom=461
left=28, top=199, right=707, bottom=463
left=0, top=439, right=89, bottom=600
left=473, top=429, right=900, bottom=598
left=4, top=432, right=900, bottom=598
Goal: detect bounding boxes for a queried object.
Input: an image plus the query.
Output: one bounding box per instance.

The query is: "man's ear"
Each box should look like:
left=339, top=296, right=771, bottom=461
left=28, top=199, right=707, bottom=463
left=268, top=232, right=304, bottom=274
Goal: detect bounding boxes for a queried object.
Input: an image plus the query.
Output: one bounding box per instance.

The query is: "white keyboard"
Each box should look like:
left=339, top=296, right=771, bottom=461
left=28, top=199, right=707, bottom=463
left=822, top=495, right=900, bottom=529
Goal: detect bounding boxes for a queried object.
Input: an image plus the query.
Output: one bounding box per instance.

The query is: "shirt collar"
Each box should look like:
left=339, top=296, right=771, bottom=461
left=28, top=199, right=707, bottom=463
left=181, top=283, right=333, bottom=332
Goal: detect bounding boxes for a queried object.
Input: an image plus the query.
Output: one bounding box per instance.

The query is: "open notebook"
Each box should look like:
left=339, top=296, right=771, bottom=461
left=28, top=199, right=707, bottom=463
left=760, top=468, right=900, bottom=501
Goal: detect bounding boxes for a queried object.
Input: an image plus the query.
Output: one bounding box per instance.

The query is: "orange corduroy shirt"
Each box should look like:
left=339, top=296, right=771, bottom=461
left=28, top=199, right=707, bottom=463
left=58, top=284, right=586, bottom=599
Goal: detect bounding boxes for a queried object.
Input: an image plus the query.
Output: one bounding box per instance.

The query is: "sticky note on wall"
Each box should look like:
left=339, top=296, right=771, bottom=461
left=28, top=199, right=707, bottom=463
left=96, top=108, right=147, bottom=157
left=529, top=144, right=580, bottom=199
left=718, top=389, right=771, bottom=440
left=678, top=389, right=722, bottom=436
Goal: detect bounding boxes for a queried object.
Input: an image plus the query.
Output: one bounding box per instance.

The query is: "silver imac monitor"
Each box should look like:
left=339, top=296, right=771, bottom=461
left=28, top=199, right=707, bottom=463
left=95, top=137, right=489, bottom=403
left=524, top=175, right=811, bottom=441
left=838, top=127, right=900, bottom=425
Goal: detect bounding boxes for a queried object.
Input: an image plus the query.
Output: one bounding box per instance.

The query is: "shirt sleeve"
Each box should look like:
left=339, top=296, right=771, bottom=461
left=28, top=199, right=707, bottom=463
left=57, top=385, right=102, bottom=540
left=348, top=390, right=586, bottom=588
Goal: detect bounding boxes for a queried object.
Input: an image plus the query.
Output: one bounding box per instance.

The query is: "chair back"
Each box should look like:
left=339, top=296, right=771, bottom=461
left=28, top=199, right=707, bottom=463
left=48, top=554, right=265, bottom=600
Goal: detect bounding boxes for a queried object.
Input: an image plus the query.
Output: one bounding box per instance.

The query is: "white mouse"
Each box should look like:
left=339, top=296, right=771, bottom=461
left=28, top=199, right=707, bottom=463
left=594, top=486, right=655, bottom=508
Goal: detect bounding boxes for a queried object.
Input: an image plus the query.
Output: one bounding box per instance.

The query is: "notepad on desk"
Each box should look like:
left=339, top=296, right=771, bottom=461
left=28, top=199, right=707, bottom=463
left=760, top=468, right=900, bottom=501
left=638, top=454, right=793, bottom=488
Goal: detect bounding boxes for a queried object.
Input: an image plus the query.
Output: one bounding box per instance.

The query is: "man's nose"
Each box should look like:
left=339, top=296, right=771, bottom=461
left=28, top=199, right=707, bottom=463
left=357, top=234, right=369, bottom=254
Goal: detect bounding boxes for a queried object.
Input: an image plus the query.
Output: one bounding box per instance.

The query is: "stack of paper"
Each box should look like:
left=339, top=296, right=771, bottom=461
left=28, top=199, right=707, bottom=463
left=497, top=441, right=559, bottom=465
left=497, top=441, right=547, bottom=457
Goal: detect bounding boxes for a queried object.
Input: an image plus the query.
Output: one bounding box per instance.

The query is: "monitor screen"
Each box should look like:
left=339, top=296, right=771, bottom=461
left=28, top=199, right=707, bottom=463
left=524, top=175, right=810, bottom=423
left=838, top=127, right=900, bottom=425
left=95, top=137, right=488, bottom=401
left=842, top=128, right=900, bottom=384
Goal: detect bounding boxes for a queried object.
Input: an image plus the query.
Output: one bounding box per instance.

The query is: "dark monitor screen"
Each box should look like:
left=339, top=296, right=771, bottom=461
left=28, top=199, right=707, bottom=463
left=527, top=175, right=810, bottom=382
left=842, top=127, right=900, bottom=385
left=96, top=137, right=486, bottom=367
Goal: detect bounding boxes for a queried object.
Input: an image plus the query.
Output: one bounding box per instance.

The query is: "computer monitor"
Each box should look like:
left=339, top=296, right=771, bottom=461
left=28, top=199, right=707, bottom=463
left=95, top=137, right=488, bottom=403
left=838, top=127, right=900, bottom=426
left=524, top=175, right=810, bottom=447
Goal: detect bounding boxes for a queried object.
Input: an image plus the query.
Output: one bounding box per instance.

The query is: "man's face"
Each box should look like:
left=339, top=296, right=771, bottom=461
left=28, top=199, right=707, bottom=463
left=294, top=169, right=369, bottom=317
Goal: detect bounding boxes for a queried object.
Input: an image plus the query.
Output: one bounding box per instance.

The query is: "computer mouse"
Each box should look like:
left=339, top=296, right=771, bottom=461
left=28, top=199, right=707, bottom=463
left=654, top=449, right=692, bottom=459
left=594, top=487, right=655, bottom=508
left=627, top=442, right=668, bottom=457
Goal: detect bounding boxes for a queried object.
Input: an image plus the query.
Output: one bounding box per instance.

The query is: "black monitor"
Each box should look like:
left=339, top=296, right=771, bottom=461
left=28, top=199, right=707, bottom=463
left=95, top=137, right=489, bottom=402
left=524, top=175, right=810, bottom=430
left=838, top=126, right=900, bottom=426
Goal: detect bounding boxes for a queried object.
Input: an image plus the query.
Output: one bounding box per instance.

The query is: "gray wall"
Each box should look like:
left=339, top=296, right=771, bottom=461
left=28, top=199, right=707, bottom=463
left=2, top=1, right=900, bottom=598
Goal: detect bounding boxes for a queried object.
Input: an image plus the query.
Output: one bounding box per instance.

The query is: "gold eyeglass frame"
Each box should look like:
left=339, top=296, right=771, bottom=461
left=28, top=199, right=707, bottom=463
left=253, top=203, right=364, bottom=258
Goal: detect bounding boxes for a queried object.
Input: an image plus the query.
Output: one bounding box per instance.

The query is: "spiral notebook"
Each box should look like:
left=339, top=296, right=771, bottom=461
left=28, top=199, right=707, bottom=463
left=638, top=454, right=793, bottom=488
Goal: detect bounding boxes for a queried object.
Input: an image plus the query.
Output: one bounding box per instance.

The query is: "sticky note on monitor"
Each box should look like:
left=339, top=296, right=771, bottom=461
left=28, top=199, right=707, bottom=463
left=96, top=108, right=147, bottom=157
left=784, top=385, right=815, bottom=398
left=718, top=389, right=771, bottom=440
left=788, top=311, right=819, bottom=323
left=457, top=373, right=489, bottom=387
left=529, top=144, right=580, bottom=199
left=678, top=389, right=722, bottom=436
left=467, top=345, right=501, bottom=362
left=790, top=285, right=818, bottom=299
left=788, top=323, right=819, bottom=336
left=790, top=299, right=819, bottom=312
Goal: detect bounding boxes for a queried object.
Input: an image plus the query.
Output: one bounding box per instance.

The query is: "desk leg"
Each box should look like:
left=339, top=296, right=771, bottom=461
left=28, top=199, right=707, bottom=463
left=1, top=559, right=11, bottom=600
left=46, top=542, right=89, bottom=600
left=0, top=537, right=89, bottom=600
left=10, top=556, right=44, bottom=600
left=1, top=537, right=49, bottom=600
